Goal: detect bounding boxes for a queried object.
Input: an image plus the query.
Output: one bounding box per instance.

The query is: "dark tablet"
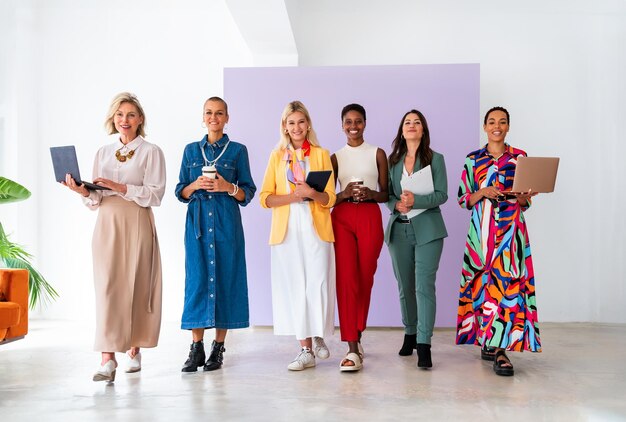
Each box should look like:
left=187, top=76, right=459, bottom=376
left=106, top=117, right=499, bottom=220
left=305, top=170, right=332, bottom=193
left=50, top=145, right=110, bottom=190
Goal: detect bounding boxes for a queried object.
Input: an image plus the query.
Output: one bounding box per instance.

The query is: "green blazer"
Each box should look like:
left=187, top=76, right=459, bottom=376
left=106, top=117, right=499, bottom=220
left=384, top=151, right=448, bottom=246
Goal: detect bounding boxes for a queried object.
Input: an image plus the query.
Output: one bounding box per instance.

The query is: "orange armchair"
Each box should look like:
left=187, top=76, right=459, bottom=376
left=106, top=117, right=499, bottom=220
left=0, top=268, right=29, bottom=344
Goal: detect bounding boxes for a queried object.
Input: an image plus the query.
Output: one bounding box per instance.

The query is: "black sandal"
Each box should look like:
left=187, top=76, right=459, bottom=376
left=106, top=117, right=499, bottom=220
left=481, top=346, right=497, bottom=361
left=493, top=350, right=514, bottom=376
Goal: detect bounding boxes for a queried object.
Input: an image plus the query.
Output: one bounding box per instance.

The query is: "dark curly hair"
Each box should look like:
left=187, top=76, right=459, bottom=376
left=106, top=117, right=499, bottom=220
left=484, top=106, right=509, bottom=125
left=341, top=103, right=366, bottom=121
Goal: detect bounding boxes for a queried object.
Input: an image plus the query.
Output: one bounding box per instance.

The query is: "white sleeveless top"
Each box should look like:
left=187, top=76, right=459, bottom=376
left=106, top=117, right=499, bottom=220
left=334, top=141, right=379, bottom=191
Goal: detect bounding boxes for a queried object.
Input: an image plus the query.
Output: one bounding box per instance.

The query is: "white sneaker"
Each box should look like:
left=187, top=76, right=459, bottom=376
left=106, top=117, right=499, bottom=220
left=287, top=348, right=316, bottom=371
left=125, top=351, right=142, bottom=373
left=93, top=360, right=117, bottom=382
left=313, top=337, right=330, bottom=360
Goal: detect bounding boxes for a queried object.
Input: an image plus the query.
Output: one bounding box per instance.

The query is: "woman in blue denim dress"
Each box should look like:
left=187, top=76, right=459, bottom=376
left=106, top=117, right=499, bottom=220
left=175, top=97, right=256, bottom=372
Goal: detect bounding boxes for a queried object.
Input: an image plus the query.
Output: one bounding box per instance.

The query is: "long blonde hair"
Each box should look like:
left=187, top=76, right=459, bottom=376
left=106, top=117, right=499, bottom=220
left=104, top=92, right=147, bottom=137
left=277, top=100, right=320, bottom=150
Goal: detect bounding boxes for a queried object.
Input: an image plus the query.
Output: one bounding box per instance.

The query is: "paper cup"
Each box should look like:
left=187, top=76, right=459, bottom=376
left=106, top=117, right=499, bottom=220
left=350, top=177, right=364, bottom=191
left=202, top=165, right=217, bottom=179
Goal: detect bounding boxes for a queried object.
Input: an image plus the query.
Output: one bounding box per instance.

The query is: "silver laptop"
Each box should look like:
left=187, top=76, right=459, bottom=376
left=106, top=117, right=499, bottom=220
left=511, top=156, right=559, bottom=193
left=50, top=145, right=110, bottom=190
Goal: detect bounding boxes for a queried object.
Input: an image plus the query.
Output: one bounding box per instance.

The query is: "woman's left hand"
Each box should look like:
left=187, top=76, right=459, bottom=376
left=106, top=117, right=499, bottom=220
left=93, top=177, right=127, bottom=195
left=513, top=189, right=537, bottom=199
left=206, top=171, right=233, bottom=193
left=513, top=189, right=538, bottom=204
left=353, top=186, right=374, bottom=202
left=400, top=190, right=414, bottom=208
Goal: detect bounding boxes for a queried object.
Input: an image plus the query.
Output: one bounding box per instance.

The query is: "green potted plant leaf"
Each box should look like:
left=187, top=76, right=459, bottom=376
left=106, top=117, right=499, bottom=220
left=0, top=177, right=58, bottom=308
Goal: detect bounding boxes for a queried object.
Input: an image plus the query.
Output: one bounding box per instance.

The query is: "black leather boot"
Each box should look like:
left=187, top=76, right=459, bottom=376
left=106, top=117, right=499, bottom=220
left=203, top=340, right=225, bottom=371
left=398, top=334, right=417, bottom=356
left=416, top=343, right=432, bottom=369
left=181, top=340, right=206, bottom=372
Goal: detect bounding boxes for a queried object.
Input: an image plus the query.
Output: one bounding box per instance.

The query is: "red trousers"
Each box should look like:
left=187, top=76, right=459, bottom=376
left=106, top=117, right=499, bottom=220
left=331, top=202, right=384, bottom=342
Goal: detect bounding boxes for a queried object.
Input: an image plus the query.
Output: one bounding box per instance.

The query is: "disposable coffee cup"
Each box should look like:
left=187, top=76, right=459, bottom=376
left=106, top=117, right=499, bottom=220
left=202, top=165, right=217, bottom=179
left=350, top=177, right=364, bottom=201
left=350, top=177, right=364, bottom=192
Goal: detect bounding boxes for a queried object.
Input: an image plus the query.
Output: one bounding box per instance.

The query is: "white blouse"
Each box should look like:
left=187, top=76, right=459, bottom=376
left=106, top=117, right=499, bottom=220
left=334, top=141, right=379, bottom=191
left=83, top=136, right=166, bottom=209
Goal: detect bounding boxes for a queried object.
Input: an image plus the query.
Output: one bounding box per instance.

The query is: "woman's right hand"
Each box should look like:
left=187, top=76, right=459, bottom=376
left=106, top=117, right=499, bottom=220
left=479, top=186, right=503, bottom=200
left=181, top=175, right=212, bottom=200
left=293, top=181, right=315, bottom=200
left=340, top=181, right=360, bottom=201
left=193, top=175, right=213, bottom=192
left=63, top=173, right=89, bottom=197
left=395, top=200, right=411, bottom=214
left=467, top=186, right=505, bottom=208
left=264, top=192, right=304, bottom=207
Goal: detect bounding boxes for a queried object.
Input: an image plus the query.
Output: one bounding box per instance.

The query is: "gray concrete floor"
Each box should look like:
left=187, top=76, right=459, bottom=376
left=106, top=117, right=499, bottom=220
left=1, top=320, right=625, bottom=421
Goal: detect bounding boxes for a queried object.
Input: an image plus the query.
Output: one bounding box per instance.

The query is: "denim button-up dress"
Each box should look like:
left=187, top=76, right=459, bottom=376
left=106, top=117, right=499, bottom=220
left=175, top=134, right=256, bottom=329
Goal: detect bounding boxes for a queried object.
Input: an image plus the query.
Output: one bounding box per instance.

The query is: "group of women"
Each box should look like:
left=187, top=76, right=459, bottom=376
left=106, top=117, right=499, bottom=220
left=62, top=92, right=541, bottom=383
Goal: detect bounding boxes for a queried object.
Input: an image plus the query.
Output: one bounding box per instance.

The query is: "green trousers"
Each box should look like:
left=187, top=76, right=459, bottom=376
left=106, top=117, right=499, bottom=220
left=388, top=222, right=444, bottom=344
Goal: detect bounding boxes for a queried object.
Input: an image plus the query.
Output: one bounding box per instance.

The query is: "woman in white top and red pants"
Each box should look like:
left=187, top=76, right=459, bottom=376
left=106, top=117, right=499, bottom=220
left=331, top=104, right=388, bottom=372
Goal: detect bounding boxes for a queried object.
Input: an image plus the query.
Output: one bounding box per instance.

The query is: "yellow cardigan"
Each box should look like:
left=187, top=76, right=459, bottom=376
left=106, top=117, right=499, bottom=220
left=260, top=145, right=336, bottom=245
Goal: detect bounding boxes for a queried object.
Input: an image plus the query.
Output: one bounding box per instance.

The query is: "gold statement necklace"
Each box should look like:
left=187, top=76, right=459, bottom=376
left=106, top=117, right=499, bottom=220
left=115, top=144, right=137, bottom=162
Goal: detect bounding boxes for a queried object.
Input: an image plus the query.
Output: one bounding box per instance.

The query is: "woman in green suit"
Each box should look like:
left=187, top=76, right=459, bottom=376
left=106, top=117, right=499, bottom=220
left=385, top=109, right=448, bottom=369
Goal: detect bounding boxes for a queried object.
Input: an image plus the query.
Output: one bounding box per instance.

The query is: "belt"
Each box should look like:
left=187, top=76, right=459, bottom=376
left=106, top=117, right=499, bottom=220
left=396, top=218, right=411, bottom=224
left=346, top=199, right=377, bottom=204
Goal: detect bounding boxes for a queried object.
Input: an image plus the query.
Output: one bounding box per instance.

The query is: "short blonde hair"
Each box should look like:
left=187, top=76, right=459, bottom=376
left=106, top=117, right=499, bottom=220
left=104, top=92, right=147, bottom=137
left=277, top=100, right=320, bottom=150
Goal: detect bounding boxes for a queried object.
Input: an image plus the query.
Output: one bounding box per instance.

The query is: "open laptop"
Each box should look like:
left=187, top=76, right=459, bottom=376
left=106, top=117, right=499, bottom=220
left=50, top=145, right=110, bottom=190
left=510, top=156, right=559, bottom=193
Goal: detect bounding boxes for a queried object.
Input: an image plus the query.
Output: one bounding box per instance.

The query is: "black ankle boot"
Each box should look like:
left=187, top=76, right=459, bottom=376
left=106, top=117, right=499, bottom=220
left=416, top=343, right=432, bottom=369
left=181, top=340, right=206, bottom=372
left=203, top=340, right=225, bottom=371
left=398, top=334, right=417, bottom=356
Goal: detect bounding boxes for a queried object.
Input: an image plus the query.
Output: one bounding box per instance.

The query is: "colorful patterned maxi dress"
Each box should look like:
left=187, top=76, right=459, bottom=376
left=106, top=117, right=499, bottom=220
left=456, top=144, right=541, bottom=352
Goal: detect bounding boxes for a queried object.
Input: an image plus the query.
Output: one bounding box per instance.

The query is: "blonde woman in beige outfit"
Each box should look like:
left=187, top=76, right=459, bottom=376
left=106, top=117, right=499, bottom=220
left=63, top=92, right=166, bottom=382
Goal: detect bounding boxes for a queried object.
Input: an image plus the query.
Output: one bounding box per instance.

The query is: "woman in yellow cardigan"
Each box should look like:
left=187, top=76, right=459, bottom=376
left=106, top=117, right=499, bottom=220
left=260, top=100, right=336, bottom=371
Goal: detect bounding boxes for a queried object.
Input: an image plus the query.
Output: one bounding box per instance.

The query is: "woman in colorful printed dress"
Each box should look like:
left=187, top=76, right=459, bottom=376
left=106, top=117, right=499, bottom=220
left=331, top=103, right=388, bottom=372
left=386, top=109, right=448, bottom=369
left=64, top=92, right=166, bottom=382
left=176, top=97, right=256, bottom=373
left=456, top=106, right=540, bottom=377
left=260, top=100, right=336, bottom=371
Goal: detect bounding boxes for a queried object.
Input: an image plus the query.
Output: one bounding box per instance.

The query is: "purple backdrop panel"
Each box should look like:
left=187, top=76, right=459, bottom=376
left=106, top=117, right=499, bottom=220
left=224, top=64, right=479, bottom=328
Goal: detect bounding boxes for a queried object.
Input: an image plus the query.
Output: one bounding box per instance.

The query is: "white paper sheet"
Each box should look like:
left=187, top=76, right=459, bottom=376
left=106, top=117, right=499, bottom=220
left=399, top=165, right=434, bottom=220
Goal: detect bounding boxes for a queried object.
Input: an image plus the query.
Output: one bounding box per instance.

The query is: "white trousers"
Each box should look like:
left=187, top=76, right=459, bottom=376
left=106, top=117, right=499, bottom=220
left=271, top=202, right=336, bottom=339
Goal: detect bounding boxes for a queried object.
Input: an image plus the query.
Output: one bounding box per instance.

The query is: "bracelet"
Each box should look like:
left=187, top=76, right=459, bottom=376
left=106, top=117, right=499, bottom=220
left=228, top=182, right=239, bottom=196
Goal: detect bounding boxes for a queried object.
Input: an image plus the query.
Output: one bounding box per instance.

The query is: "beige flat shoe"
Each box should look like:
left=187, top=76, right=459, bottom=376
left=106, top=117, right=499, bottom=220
left=125, top=351, right=142, bottom=373
left=93, top=360, right=117, bottom=382
left=340, top=352, right=363, bottom=372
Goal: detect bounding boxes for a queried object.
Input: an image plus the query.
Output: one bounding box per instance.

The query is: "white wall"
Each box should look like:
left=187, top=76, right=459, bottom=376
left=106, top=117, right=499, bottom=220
left=285, top=0, right=626, bottom=323
left=1, top=0, right=624, bottom=323
left=1, top=0, right=255, bottom=322
left=0, top=0, right=41, bottom=275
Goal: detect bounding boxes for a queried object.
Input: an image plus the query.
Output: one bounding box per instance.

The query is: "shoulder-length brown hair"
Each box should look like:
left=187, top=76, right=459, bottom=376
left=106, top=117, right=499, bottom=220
left=388, top=109, right=433, bottom=168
